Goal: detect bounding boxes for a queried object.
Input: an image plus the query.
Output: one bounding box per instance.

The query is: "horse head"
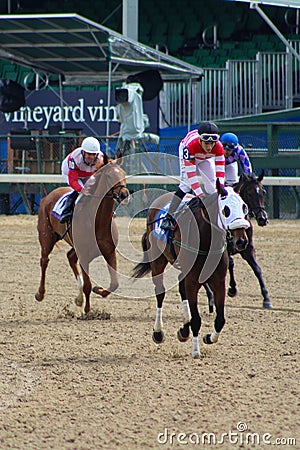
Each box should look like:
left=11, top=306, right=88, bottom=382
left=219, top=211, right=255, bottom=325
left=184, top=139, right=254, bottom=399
left=235, top=171, right=269, bottom=227
left=219, top=187, right=249, bottom=252
left=84, top=158, right=130, bottom=205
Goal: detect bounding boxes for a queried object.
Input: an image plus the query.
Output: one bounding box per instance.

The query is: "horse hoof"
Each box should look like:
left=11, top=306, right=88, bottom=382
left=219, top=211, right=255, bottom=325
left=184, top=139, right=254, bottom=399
left=177, top=327, right=190, bottom=342
left=228, top=288, right=237, bottom=298
left=263, top=301, right=273, bottom=310
left=75, top=296, right=83, bottom=307
left=203, top=334, right=213, bottom=345
left=192, top=351, right=200, bottom=359
left=35, top=293, right=44, bottom=302
left=152, top=331, right=165, bottom=344
left=92, top=286, right=104, bottom=295
left=92, top=286, right=111, bottom=298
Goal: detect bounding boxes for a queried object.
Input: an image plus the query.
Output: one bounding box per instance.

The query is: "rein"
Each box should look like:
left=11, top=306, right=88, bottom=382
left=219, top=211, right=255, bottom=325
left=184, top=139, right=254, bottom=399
left=171, top=238, right=227, bottom=256
left=148, top=198, right=227, bottom=256
left=238, top=180, right=267, bottom=216
left=82, top=184, right=127, bottom=202
left=171, top=207, right=227, bottom=256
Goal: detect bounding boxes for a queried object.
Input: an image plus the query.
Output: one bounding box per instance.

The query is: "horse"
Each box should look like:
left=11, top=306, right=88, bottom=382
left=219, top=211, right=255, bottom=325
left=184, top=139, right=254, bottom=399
left=132, top=182, right=250, bottom=358
left=204, top=171, right=272, bottom=310
left=35, top=157, right=130, bottom=315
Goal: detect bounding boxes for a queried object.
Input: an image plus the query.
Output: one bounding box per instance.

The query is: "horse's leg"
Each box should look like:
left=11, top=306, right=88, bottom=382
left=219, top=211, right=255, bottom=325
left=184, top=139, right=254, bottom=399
left=151, top=257, right=168, bottom=344
left=80, top=265, right=92, bottom=315
left=35, top=214, right=57, bottom=302
left=66, top=248, right=84, bottom=307
left=241, top=246, right=273, bottom=309
left=227, top=255, right=237, bottom=297
left=185, top=276, right=201, bottom=358
left=203, top=279, right=226, bottom=345
left=203, top=282, right=214, bottom=313
left=177, top=275, right=191, bottom=342
left=93, top=250, right=119, bottom=298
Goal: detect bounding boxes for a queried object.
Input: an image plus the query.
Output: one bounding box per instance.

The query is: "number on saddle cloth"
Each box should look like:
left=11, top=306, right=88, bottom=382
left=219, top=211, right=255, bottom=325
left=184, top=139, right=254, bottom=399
left=51, top=192, right=73, bottom=220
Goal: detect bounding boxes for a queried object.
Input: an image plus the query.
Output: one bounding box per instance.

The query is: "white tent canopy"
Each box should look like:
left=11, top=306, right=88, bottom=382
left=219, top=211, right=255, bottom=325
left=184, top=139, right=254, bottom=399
left=0, top=13, right=204, bottom=85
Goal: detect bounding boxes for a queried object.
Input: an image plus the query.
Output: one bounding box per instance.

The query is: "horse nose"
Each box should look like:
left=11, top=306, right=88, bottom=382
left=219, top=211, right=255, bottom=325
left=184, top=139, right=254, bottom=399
left=257, top=216, right=268, bottom=226
left=235, top=237, right=248, bottom=252
left=120, top=189, right=130, bottom=205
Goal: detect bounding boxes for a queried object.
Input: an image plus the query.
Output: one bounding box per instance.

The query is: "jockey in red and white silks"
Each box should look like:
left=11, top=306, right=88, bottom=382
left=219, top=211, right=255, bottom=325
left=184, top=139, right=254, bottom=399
left=178, top=128, right=225, bottom=197
left=59, top=136, right=104, bottom=224
left=161, top=122, right=225, bottom=230
left=61, top=138, right=104, bottom=193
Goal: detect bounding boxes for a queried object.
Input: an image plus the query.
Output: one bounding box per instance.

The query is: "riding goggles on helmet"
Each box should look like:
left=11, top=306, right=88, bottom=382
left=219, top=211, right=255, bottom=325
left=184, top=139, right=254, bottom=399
left=222, top=142, right=237, bottom=150
left=199, top=133, right=220, bottom=142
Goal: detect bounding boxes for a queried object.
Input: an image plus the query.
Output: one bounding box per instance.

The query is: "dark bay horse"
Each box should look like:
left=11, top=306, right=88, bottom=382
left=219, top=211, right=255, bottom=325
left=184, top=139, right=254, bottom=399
left=204, top=171, right=272, bottom=309
left=35, top=158, right=129, bottom=314
left=132, top=183, right=249, bottom=358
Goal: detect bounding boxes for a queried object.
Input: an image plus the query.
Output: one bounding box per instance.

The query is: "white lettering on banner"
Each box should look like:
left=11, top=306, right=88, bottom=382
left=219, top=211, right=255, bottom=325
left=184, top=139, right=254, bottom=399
left=64, top=105, right=72, bottom=123
left=87, top=99, right=118, bottom=122
left=72, top=98, right=84, bottom=122
left=43, top=106, right=54, bottom=128
left=32, top=106, right=43, bottom=123
left=2, top=98, right=119, bottom=129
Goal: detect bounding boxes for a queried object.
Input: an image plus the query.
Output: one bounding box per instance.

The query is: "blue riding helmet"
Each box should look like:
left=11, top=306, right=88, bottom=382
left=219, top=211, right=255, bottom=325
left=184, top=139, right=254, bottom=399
left=221, top=132, right=239, bottom=150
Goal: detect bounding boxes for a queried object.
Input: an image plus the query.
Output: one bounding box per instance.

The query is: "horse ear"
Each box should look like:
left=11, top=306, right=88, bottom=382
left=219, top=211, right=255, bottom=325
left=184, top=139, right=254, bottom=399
left=235, top=174, right=244, bottom=193
left=257, top=170, right=264, bottom=182
left=116, top=150, right=123, bottom=166
left=103, top=153, right=109, bottom=165
left=216, top=178, right=228, bottom=197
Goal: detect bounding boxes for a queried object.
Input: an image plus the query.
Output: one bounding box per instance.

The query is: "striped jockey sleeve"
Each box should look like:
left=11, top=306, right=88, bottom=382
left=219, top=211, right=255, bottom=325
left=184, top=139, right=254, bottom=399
left=237, top=146, right=252, bottom=174
left=215, top=154, right=225, bottom=186
left=183, top=159, right=202, bottom=196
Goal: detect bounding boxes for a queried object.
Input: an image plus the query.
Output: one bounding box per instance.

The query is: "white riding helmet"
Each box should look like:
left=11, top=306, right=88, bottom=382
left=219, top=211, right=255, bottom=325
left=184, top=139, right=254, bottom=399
left=81, top=136, right=100, bottom=154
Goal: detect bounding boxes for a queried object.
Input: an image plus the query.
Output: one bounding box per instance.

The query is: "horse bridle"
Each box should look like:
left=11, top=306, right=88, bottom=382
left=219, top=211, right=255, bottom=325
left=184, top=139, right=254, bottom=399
left=239, top=180, right=267, bottom=218
left=105, top=183, right=128, bottom=202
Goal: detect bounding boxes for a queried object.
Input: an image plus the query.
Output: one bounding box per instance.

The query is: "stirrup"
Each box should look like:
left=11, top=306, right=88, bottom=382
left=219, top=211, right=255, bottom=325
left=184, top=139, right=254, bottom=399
left=60, top=212, right=73, bottom=224
left=161, top=214, right=176, bottom=230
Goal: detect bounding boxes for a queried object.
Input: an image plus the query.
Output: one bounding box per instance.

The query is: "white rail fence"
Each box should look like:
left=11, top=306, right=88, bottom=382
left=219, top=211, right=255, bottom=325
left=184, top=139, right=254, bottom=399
left=0, top=174, right=299, bottom=186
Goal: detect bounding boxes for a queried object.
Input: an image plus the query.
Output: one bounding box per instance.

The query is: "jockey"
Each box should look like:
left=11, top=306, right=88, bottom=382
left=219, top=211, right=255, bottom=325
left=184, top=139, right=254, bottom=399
left=161, top=121, right=225, bottom=230
left=220, top=132, right=252, bottom=186
left=60, top=136, right=104, bottom=223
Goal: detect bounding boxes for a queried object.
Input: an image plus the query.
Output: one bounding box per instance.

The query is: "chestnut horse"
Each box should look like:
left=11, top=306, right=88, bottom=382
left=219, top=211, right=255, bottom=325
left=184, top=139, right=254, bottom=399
left=35, top=158, right=129, bottom=314
left=204, top=171, right=272, bottom=309
left=132, top=182, right=249, bottom=358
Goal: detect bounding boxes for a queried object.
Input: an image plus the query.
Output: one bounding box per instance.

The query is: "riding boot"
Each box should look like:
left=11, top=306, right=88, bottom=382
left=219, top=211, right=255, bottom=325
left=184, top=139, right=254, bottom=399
left=161, top=193, right=183, bottom=230
left=60, top=190, right=79, bottom=223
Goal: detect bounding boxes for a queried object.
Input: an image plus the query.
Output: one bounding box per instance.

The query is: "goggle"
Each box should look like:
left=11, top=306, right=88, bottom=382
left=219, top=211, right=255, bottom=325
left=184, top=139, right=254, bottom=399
left=222, top=142, right=237, bottom=150
left=199, top=133, right=219, bottom=142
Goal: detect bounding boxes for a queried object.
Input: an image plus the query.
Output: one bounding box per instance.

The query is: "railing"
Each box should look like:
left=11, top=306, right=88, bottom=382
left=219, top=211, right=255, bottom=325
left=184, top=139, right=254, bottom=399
left=161, top=42, right=300, bottom=125
left=0, top=128, right=300, bottom=218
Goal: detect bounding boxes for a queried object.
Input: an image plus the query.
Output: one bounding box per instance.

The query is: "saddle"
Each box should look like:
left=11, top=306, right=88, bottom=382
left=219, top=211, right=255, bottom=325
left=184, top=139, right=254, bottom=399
left=155, top=196, right=206, bottom=260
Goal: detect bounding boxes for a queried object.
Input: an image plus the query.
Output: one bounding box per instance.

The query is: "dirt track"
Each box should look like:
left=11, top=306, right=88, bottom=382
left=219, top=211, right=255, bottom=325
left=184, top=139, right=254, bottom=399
left=0, top=215, right=299, bottom=450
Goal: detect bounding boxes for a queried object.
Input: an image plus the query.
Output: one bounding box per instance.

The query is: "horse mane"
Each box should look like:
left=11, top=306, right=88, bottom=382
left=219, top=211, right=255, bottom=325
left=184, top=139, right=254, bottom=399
left=182, top=191, right=222, bottom=232
left=83, top=156, right=119, bottom=196
left=186, top=196, right=205, bottom=212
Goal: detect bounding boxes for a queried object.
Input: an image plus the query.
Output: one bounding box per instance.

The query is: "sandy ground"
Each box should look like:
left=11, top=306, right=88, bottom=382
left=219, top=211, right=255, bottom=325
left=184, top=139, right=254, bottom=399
left=0, top=215, right=299, bottom=450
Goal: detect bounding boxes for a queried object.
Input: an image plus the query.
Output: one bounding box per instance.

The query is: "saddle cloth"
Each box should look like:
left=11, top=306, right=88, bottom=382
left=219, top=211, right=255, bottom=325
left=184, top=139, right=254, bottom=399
left=51, top=192, right=72, bottom=220
left=153, top=194, right=194, bottom=243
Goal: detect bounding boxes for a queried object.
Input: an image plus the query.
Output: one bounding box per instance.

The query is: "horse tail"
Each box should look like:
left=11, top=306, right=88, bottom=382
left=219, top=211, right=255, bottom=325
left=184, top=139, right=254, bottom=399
left=131, top=232, right=151, bottom=278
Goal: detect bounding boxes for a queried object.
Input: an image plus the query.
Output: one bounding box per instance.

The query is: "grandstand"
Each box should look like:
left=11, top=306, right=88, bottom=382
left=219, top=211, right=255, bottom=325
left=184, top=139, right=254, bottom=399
left=1, top=0, right=300, bottom=121
left=0, top=1, right=299, bottom=217
left=0, top=0, right=295, bottom=63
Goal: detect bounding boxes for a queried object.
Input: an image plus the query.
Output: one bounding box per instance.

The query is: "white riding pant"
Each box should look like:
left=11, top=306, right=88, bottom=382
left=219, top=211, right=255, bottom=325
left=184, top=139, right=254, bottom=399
left=61, top=157, right=69, bottom=183
left=178, top=143, right=216, bottom=195
left=225, top=162, right=238, bottom=185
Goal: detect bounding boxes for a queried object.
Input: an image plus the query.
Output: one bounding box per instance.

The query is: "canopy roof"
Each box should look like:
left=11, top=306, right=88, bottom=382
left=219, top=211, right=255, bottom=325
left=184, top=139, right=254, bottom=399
left=0, top=13, right=204, bottom=85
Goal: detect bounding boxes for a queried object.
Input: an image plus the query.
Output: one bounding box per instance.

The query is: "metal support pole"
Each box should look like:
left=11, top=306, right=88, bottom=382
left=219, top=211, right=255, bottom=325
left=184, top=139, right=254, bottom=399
left=251, top=3, right=300, bottom=62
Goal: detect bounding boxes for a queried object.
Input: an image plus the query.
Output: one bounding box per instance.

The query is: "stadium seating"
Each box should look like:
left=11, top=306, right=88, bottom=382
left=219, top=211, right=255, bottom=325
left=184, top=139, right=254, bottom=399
left=1, top=1, right=300, bottom=77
